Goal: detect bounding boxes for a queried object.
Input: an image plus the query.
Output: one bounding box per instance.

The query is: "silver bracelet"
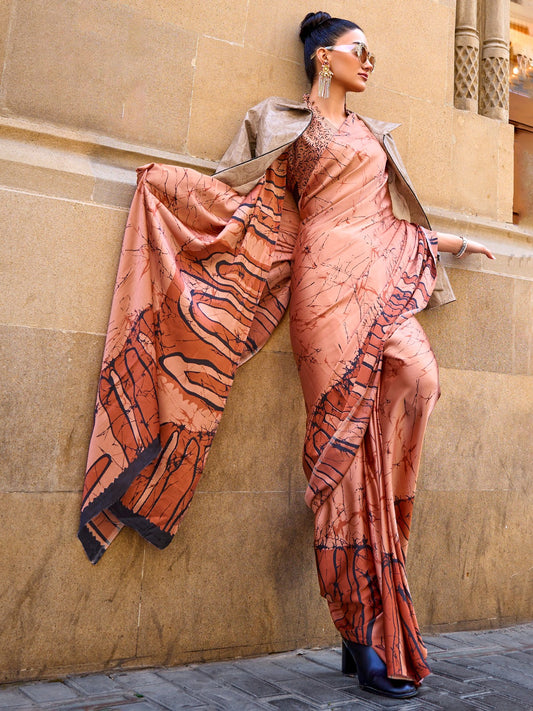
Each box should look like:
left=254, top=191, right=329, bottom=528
left=453, top=236, right=468, bottom=258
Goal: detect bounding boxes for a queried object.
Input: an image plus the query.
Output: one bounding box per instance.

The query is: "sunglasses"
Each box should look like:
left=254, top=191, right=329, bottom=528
left=324, top=42, right=376, bottom=71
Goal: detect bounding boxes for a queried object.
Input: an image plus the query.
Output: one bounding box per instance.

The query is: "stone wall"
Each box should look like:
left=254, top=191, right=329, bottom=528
left=1, top=0, right=531, bottom=683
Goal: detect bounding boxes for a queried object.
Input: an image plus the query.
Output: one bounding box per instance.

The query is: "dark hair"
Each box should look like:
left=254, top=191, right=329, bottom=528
left=299, top=11, right=361, bottom=83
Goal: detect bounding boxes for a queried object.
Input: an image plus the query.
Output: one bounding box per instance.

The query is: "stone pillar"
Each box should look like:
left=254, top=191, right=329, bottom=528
left=454, top=0, right=480, bottom=111
left=479, top=0, right=510, bottom=120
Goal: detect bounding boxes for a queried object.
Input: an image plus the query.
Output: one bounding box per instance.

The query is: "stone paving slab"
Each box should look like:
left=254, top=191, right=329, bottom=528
left=0, top=623, right=531, bottom=710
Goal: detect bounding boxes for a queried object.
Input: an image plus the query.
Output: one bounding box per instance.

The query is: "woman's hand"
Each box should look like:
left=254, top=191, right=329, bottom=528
left=436, top=231, right=495, bottom=260
left=462, top=239, right=495, bottom=260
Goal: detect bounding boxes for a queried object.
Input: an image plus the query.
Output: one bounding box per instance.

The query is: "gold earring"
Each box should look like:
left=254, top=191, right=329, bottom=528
left=318, top=59, right=333, bottom=98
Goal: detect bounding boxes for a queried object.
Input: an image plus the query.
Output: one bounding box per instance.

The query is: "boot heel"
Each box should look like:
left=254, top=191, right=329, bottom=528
left=341, top=639, right=418, bottom=699
left=341, top=640, right=357, bottom=675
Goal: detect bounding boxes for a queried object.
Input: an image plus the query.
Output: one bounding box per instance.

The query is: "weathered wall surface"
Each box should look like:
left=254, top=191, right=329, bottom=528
left=1, top=0, right=531, bottom=683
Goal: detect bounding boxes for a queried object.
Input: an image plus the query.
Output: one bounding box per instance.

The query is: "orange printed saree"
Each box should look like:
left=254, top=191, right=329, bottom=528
left=80, top=98, right=439, bottom=683
left=79, top=159, right=296, bottom=562
left=287, top=104, right=439, bottom=681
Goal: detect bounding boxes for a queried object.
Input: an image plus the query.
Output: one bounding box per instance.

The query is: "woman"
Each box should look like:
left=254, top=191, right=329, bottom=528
left=265, top=12, right=494, bottom=698
left=222, top=11, right=493, bottom=698
left=79, top=10, right=494, bottom=702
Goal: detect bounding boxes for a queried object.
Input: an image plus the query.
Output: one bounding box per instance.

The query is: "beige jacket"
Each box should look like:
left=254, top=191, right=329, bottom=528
left=215, top=96, right=455, bottom=309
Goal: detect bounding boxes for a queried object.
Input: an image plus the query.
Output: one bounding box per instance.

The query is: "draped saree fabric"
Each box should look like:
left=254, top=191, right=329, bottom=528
left=79, top=159, right=297, bottom=562
left=80, top=96, right=440, bottom=683
left=286, top=104, right=439, bottom=681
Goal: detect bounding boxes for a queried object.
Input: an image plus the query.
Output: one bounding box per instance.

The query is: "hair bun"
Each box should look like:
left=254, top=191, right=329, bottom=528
left=299, top=11, right=332, bottom=42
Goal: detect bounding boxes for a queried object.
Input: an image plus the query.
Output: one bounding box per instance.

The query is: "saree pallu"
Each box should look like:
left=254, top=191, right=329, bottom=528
left=79, top=159, right=298, bottom=563
left=287, top=105, right=439, bottom=682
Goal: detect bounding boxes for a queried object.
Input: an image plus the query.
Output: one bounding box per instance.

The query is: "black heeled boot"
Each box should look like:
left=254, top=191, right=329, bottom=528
left=342, top=639, right=418, bottom=699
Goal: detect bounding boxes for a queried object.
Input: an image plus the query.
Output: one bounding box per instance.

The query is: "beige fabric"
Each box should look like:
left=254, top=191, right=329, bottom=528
left=215, top=97, right=312, bottom=194
left=214, top=96, right=455, bottom=309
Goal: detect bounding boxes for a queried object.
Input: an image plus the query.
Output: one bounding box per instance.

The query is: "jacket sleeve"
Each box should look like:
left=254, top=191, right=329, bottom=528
left=213, top=104, right=275, bottom=195
left=216, top=108, right=258, bottom=173
left=214, top=97, right=311, bottom=195
left=381, top=132, right=456, bottom=310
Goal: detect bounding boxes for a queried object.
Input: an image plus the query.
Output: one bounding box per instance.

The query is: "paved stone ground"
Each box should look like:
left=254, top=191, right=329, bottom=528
left=1, top=623, right=532, bottom=710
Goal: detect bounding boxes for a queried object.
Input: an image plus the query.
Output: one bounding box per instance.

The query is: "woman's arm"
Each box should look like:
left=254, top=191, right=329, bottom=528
left=436, top=231, right=495, bottom=260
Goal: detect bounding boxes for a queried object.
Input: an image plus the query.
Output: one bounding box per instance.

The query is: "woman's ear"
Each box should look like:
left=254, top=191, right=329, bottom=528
left=315, top=47, right=328, bottom=65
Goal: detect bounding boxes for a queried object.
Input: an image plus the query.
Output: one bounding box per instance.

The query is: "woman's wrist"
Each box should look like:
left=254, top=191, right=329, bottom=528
left=453, top=236, right=468, bottom=258
left=436, top=231, right=469, bottom=257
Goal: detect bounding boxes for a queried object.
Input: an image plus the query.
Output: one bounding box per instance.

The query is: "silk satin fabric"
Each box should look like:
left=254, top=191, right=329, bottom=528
left=287, top=104, right=439, bottom=681
left=80, top=100, right=438, bottom=683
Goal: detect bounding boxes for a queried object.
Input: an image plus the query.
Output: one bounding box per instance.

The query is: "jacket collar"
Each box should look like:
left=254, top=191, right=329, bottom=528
left=276, top=96, right=401, bottom=137
left=357, top=114, right=401, bottom=137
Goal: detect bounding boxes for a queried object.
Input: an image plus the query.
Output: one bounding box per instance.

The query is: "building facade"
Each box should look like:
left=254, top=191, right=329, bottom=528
left=1, top=0, right=532, bottom=683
